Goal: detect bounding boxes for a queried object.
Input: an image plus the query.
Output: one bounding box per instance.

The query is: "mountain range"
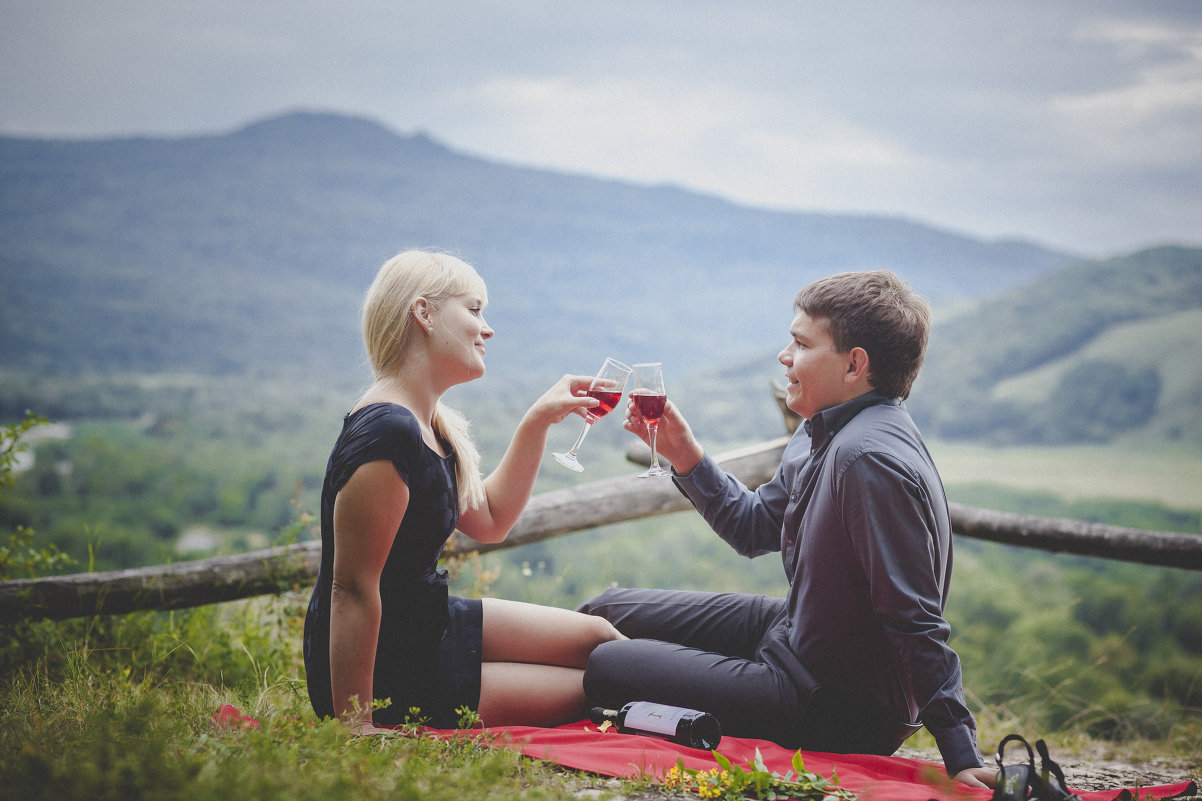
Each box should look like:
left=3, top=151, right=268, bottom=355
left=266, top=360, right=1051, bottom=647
left=2, top=111, right=1070, bottom=377
left=2, top=110, right=1199, bottom=447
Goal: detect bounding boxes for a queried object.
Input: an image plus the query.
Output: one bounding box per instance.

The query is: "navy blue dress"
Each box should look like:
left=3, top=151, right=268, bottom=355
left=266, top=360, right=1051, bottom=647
left=303, top=402, right=483, bottom=727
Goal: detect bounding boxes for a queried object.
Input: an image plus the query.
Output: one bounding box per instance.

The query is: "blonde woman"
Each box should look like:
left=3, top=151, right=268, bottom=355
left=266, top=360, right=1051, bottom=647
left=303, top=250, right=624, bottom=734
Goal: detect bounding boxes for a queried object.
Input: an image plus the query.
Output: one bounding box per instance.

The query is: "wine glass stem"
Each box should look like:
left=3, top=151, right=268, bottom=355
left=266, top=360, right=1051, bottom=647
left=568, top=418, right=595, bottom=456
left=646, top=422, right=660, bottom=467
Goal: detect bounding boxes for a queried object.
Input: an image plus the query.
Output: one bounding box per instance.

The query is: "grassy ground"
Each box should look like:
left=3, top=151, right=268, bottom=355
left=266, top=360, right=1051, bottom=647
left=2, top=670, right=606, bottom=801
left=0, top=592, right=883, bottom=801
left=3, top=591, right=1199, bottom=801
left=0, top=595, right=619, bottom=801
left=4, top=421, right=1201, bottom=799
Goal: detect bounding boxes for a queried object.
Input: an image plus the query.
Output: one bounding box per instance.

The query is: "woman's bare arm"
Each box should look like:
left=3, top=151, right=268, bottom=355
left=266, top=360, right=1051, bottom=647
left=329, top=459, right=407, bottom=733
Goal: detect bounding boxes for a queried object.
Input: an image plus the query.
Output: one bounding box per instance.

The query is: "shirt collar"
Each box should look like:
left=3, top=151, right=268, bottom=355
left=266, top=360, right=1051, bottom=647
left=803, top=390, right=899, bottom=445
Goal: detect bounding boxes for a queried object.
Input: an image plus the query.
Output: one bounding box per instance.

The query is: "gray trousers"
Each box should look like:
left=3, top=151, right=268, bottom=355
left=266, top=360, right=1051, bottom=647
left=577, top=587, right=914, bottom=754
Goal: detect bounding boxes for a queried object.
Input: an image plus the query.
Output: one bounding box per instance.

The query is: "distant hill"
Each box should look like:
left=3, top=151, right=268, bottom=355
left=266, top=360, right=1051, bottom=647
left=12, top=111, right=1193, bottom=449
left=1, top=110, right=1072, bottom=387
left=911, top=245, right=1202, bottom=447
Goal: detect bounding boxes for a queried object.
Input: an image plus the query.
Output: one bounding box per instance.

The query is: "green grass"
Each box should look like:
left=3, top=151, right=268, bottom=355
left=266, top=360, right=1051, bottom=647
left=0, top=596, right=612, bottom=801
left=2, top=672, right=596, bottom=801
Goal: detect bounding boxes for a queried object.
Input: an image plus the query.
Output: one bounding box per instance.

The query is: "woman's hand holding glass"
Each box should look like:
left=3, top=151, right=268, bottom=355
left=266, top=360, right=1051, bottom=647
left=552, top=357, right=632, bottom=472
left=550, top=358, right=709, bottom=476
left=527, top=372, right=610, bottom=429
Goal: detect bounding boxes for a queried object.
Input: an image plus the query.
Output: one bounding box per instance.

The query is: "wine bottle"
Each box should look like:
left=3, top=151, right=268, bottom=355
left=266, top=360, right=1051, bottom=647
left=589, top=702, right=721, bottom=750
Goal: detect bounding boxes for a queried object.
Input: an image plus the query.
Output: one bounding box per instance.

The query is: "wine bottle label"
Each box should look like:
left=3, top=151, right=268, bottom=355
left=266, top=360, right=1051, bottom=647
left=623, top=702, right=689, bottom=737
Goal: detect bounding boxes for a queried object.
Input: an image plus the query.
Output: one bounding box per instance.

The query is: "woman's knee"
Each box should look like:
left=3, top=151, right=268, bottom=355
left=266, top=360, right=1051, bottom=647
left=586, top=613, right=626, bottom=646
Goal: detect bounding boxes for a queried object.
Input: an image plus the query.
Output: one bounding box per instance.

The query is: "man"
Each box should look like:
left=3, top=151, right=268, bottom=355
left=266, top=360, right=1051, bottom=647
left=577, top=270, right=994, bottom=788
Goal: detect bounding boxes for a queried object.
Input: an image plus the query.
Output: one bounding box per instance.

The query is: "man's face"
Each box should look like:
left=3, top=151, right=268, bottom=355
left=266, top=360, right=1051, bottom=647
left=777, top=312, right=855, bottom=421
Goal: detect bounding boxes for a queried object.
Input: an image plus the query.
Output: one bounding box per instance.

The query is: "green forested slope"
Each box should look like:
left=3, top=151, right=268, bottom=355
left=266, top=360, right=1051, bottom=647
left=912, top=245, right=1202, bottom=447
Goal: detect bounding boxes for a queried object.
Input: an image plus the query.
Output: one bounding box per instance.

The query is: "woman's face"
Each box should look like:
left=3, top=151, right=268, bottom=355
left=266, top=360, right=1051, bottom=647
left=429, top=293, right=493, bottom=381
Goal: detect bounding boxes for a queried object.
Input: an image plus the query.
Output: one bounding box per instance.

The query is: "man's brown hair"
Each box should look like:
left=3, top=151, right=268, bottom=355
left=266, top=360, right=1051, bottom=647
left=793, top=270, right=930, bottom=400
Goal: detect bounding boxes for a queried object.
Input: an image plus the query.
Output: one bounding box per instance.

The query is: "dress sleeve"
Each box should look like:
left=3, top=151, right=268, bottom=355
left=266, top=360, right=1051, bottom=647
left=336, top=405, right=422, bottom=489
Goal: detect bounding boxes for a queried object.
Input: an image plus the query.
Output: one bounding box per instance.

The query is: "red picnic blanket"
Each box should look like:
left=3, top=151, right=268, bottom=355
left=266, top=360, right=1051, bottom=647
left=213, top=707, right=1197, bottom=801
left=449, top=720, right=1196, bottom=801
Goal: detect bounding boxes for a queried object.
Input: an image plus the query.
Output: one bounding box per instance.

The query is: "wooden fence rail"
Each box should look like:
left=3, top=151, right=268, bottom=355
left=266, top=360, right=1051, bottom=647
left=3, top=437, right=1199, bottom=621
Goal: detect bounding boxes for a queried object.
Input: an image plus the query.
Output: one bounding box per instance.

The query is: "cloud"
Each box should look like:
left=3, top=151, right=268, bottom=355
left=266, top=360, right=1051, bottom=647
left=1050, top=20, right=1202, bottom=166
left=1, top=0, right=1199, bottom=254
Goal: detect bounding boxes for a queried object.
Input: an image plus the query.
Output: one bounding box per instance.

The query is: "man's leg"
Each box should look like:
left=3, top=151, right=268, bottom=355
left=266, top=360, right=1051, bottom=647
left=580, top=588, right=916, bottom=754
left=582, top=636, right=802, bottom=746
left=577, top=587, right=783, bottom=657
left=578, top=587, right=800, bottom=745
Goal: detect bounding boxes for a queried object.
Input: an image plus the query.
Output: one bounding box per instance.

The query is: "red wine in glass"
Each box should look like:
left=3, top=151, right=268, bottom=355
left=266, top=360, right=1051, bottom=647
left=586, top=388, right=623, bottom=419
left=631, top=363, right=670, bottom=478
left=553, top=358, right=633, bottom=472
left=632, top=393, right=666, bottom=422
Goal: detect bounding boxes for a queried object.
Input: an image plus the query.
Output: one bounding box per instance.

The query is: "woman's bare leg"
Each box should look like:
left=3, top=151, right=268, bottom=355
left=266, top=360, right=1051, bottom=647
left=477, top=662, right=588, bottom=726
left=475, top=599, right=624, bottom=726
left=481, top=597, right=624, bottom=667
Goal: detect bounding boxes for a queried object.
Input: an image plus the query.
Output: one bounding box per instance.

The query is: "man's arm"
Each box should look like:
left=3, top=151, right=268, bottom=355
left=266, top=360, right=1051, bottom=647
left=624, top=397, right=797, bottom=557
left=672, top=431, right=809, bottom=558
left=839, top=451, right=985, bottom=777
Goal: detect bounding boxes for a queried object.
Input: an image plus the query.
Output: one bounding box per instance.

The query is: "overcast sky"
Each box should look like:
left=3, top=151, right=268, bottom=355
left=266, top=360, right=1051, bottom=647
left=2, top=1, right=1200, bottom=255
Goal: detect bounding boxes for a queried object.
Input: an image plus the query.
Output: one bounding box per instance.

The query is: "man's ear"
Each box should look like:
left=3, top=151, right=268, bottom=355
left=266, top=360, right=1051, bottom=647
left=845, top=346, right=871, bottom=386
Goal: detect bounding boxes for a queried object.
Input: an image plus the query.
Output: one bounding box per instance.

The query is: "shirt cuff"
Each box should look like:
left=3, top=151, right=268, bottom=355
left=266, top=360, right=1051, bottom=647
left=931, top=724, right=985, bottom=777
left=671, top=452, right=726, bottom=506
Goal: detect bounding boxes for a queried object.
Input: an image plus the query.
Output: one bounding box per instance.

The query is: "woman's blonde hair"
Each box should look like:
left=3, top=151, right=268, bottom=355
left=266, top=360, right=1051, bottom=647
left=362, top=250, right=488, bottom=510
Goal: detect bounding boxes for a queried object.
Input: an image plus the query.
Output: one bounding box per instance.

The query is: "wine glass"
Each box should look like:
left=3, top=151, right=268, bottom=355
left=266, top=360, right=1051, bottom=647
left=631, top=362, right=669, bottom=478
left=553, top=357, right=632, bottom=472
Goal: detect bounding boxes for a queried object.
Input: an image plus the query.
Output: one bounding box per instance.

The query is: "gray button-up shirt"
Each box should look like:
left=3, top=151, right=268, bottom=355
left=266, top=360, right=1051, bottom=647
left=673, top=391, right=984, bottom=775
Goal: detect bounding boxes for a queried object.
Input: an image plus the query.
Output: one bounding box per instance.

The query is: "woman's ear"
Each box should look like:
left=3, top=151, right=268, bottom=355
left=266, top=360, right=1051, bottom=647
left=412, top=297, right=433, bottom=333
